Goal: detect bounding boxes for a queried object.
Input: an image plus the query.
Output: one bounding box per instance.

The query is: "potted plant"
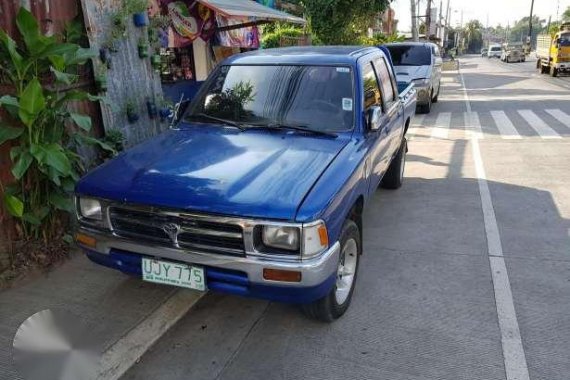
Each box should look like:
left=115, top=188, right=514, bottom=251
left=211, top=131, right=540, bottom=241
left=146, top=98, right=157, bottom=119
left=138, top=38, right=149, bottom=59
left=129, top=0, right=149, bottom=27
left=151, top=53, right=161, bottom=69
left=126, top=99, right=140, bottom=123
left=158, top=97, right=173, bottom=121
left=95, top=66, right=108, bottom=93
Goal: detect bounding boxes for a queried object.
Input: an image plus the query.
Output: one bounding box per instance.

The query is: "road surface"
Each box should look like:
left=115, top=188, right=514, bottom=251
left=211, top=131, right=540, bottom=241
left=122, top=55, right=570, bottom=380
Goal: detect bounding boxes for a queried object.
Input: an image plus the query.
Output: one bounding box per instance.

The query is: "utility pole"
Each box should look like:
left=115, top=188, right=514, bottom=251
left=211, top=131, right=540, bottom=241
left=438, top=0, right=443, bottom=42
left=426, top=0, right=432, bottom=39
left=411, top=0, right=419, bottom=41
left=528, top=0, right=535, bottom=49
left=444, top=0, right=450, bottom=48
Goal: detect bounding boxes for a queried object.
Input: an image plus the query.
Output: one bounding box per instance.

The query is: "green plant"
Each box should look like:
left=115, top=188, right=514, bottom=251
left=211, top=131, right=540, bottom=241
left=0, top=8, right=113, bottom=241
left=125, top=0, right=149, bottom=14
left=261, top=26, right=305, bottom=48
left=99, top=129, right=125, bottom=161
left=358, top=33, right=405, bottom=46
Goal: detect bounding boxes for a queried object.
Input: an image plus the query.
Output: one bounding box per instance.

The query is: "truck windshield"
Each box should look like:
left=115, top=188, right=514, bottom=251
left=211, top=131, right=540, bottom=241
left=560, top=34, right=570, bottom=46
left=186, top=65, right=354, bottom=132
left=385, top=45, right=431, bottom=66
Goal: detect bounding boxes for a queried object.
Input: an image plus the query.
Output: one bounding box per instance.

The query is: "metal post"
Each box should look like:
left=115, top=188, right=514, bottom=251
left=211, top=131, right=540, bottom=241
left=411, top=0, right=419, bottom=41
left=426, top=0, right=432, bottom=39
left=528, top=0, right=535, bottom=49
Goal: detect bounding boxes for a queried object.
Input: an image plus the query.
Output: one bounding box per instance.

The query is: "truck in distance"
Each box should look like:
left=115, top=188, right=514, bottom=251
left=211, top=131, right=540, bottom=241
left=537, top=22, right=570, bottom=77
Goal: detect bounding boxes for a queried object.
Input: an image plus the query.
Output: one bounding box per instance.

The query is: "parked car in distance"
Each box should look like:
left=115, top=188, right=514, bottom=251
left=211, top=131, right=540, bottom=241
left=487, top=45, right=502, bottom=58
left=385, top=42, right=442, bottom=114
left=501, top=44, right=525, bottom=63
left=74, top=46, right=416, bottom=322
left=481, top=48, right=488, bottom=57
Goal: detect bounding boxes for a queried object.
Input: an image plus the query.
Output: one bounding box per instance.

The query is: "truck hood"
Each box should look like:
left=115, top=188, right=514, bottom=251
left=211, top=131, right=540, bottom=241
left=76, top=123, right=350, bottom=221
left=393, top=65, right=431, bottom=82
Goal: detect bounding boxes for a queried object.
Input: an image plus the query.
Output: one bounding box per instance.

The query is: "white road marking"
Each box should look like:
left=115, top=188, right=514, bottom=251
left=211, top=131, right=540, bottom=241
left=518, top=110, right=561, bottom=139
left=545, top=109, right=570, bottom=129
left=431, top=112, right=451, bottom=139
left=464, top=111, right=483, bottom=139
left=490, top=111, right=522, bottom=139
left=407, top=114, right=425, bottom=141
left=459, top=68, right=530, bottom=380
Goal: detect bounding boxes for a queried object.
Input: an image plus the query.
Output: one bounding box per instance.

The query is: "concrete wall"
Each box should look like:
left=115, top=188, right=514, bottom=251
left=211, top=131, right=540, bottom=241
left=80, top=0, right=168, bottom=148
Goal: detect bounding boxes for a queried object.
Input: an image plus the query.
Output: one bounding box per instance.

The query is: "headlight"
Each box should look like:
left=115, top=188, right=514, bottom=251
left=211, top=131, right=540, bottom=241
left=78, top=197, right=102, bottom=220
left=262, top=226, right=300, bottom=251
left=411, top=78, right=430, bottom=87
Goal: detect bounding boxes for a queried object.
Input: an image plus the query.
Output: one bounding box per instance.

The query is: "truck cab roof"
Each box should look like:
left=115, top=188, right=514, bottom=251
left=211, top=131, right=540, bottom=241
left=223, top=46, right=382, bottom=66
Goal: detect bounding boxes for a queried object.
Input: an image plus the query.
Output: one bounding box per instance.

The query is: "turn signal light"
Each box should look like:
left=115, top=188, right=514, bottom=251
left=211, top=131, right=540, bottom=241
left=263, top=268, right=302, bottom=282
left=75, top=233, right=96, bottom=248
left=318, top=225, right=329, bottom=247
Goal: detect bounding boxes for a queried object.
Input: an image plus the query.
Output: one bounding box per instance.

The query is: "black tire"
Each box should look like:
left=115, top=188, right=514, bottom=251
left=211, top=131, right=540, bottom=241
left=550, top=66, right=558, bottom=77
left=302, top=219, right=361, bottom=322
left=418, top=90, right=432, bottom=114
left=381, top=137, right=407, bottom=190
left=506, top=57, right=509, bottom=63
left=432, top=82, right=440, bottom=103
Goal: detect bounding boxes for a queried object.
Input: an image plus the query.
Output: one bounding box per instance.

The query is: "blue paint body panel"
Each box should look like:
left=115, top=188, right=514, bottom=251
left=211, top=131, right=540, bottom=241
left=76, top=46, right=416, bottom=303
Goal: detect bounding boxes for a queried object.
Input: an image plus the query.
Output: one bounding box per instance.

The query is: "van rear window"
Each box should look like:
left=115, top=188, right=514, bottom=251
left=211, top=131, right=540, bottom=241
left=386, top=45, right=431, bottom=66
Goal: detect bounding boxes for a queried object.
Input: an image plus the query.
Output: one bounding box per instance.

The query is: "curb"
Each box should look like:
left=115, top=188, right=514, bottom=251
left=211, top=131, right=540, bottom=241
left=96, top=289, right=205, bottom=380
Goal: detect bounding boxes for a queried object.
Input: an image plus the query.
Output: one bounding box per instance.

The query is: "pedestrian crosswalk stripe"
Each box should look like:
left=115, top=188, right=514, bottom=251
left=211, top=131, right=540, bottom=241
left=464, top=111, right=483, bottom=139
left=407, top=115, right=425, bottom=140
left=545, top=109, right=570, bottom=129
left=490, top=111, right=522, bottom=139
left=518, top=110, right=561, bottom=139
left=431, top=112, right=451, bottom=139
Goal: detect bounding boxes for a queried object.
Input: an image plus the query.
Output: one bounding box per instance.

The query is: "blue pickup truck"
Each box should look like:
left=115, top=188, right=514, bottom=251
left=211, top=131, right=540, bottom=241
left=75, top=46, right=416, bottom=321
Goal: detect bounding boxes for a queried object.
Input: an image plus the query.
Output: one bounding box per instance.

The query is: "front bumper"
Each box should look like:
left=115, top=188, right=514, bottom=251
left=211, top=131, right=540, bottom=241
left=555, top=62, right=569, bottom=70
left=78, top=228, right=340, bottom=304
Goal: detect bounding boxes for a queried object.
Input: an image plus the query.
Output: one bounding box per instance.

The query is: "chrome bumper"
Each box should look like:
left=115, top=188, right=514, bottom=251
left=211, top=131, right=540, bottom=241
left=78, top=227, right=340, bottom=288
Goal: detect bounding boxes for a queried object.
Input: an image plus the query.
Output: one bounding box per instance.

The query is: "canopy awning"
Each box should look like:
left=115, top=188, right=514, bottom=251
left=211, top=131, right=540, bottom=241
left=198, top=0, right=306, bottom=25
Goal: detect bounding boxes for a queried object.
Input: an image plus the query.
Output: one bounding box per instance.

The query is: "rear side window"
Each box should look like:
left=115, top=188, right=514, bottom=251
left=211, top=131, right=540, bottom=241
left=361, top=63, right=382, bottom=110
left=386, top=45, right=431, bottom=66
left=372, top=58, right=395, bottom=103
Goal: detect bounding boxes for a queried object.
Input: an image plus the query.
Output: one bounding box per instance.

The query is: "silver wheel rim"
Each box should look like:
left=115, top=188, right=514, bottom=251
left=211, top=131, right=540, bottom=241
left=335, top=238, right=358, bottom=305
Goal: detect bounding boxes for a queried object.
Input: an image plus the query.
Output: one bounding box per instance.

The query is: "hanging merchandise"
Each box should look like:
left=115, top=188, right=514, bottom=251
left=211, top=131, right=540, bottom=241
left=215, top=15, right=260, bottom=48
left=160, top=0, right=216, bottom=47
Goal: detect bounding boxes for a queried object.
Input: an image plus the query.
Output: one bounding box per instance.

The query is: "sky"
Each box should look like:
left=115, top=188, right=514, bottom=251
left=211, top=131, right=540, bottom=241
left=392, top=0, right=570, bottom=32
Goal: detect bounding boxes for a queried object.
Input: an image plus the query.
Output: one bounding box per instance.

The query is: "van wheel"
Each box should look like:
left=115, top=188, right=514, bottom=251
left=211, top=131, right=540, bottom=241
left=550, top=66, right=558, bottom=77
left=302, top=219, right=361, bottom=322
left=432, top=82, right=440, bottom=103
left=419, top=91, right=432, bottom=114
left=381, top=138, right=407, bottom=190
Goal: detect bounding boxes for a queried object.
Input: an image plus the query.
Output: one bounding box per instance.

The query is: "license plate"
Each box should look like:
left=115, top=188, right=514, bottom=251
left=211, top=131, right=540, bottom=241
left=142, top=258, right=206, bottom=291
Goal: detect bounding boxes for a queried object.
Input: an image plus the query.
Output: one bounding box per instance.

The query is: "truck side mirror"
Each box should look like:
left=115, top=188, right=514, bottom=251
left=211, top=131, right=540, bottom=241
left=366, top=106, right=383, bottom=131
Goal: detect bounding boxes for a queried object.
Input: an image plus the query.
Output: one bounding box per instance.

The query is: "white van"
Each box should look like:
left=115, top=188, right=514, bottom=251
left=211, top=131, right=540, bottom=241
left=487, top=45, right=502, bottom=58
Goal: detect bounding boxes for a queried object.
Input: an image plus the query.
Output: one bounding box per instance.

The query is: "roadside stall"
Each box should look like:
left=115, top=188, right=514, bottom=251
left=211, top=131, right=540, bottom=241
left=155, top=0, right=306, bottom=104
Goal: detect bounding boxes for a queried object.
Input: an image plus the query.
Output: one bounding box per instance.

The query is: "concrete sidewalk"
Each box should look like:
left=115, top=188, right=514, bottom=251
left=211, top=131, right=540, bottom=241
left=0, top=250, right=200, bottom=380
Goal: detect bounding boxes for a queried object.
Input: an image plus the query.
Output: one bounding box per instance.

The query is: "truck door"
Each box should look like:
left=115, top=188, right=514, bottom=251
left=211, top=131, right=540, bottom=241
left=360, top=58, right=395, bottom=195
left=372, top=56, right=403, bottom=156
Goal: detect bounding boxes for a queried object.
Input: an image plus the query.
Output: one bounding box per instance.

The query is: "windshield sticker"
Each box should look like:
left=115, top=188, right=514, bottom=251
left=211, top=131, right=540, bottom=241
left=342, top=98, right=353, bottom=111
left=336, top=67, right=350, bottom=73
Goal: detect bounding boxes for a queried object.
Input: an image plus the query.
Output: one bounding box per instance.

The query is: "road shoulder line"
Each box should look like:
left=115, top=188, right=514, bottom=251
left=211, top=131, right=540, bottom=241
left=459, top=65, right=531, bottom=380
left=96, top=289, right=204, bottom=380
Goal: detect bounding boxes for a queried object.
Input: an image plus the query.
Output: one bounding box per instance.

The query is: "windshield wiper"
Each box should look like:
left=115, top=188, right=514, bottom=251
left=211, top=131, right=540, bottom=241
left=247, top=123, right=338, bottom=138
left=187, top=113, right=246, bottom=131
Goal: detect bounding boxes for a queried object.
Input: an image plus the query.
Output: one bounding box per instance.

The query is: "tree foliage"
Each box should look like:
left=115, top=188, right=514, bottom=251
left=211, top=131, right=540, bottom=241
left=302, top=0, right=393, bottom=45
left=0, top=8, right=112, bottom=241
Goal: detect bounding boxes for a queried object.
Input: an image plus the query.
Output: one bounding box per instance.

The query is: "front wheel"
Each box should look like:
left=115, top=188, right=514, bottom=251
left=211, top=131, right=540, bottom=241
left=550, top=66, right=558, bottom=77
left=302, top=219, right=361, bottom=322
left=381, top=138, right=407, bottom=190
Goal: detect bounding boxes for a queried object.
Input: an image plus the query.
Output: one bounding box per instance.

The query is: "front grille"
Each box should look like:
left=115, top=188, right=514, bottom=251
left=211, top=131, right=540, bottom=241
left=109, top=207, right=245, bottom=256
